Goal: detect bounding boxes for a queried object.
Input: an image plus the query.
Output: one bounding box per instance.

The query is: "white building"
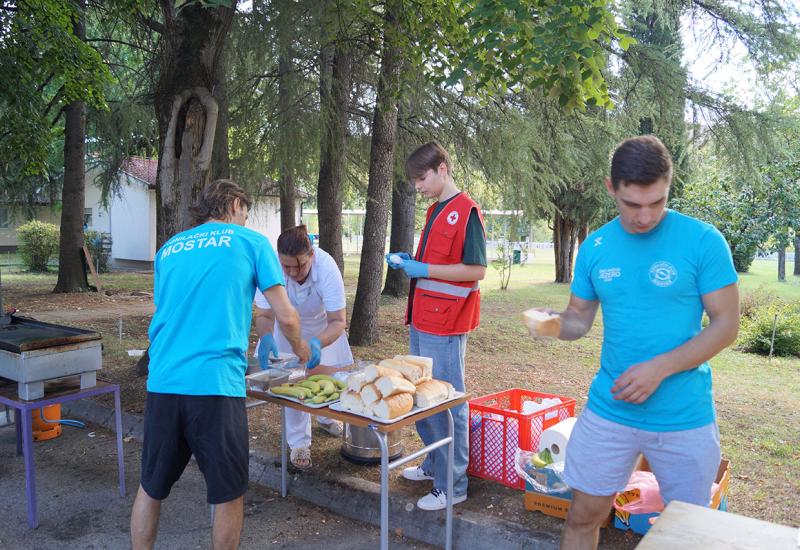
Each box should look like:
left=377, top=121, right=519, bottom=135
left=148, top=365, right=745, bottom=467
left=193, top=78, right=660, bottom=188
left=3, top=156, right=306, bottom=269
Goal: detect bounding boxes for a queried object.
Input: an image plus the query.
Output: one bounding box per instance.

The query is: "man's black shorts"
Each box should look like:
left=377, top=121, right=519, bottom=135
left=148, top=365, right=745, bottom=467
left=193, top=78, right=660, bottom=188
left=140, top=392, right=248, bottom=504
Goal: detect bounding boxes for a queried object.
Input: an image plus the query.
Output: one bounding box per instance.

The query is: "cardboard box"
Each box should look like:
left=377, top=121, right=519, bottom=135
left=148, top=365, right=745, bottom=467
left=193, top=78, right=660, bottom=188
left=613, top=458, right=731, bottom=535
left=523, top=468, right=612, bottom=527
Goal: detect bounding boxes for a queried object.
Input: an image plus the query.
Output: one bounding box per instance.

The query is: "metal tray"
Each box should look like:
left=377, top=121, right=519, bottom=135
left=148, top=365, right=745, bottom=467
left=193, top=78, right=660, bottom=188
left=329, top=392, right=465, bottom=424
left=245, top=368, right=291, bottom=392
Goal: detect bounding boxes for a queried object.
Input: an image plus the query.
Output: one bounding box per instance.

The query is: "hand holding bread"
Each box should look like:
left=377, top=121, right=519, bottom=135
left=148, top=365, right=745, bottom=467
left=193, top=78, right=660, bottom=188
left=522, top=308, right=562, bottom=339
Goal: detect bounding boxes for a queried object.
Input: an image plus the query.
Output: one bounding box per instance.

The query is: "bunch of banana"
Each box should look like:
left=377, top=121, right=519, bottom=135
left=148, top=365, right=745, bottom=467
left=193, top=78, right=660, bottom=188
left=270, top=374, right=346, bottom=404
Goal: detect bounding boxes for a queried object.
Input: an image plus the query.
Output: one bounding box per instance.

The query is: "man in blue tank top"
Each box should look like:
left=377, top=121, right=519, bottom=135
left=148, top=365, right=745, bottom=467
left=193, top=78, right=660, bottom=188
left=130, top=180, right=310, bottom=549
left=530, top=136, right=739, bottom=550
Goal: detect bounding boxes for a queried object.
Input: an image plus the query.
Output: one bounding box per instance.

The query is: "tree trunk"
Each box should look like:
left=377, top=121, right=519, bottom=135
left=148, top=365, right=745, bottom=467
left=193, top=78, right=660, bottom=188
left=349, top=1, right=402, bottom=345
left=277, top=53, right=296, bottom=230
left=211, top=54, right=230, bottom=181
left=154, top=2, right=235, bottom=248
left=794, top=234, right=799, bottom=277
left=382, top=145, right=415, bottom=298
left=54, top=0, right=88, bottom=294
left=317, top=41, right=352, bottom=274
left=778, top=247, right=786, bottom=282
left=553, top=212, right=579, bottom=284
left=577, top=223, right=589, bottom=246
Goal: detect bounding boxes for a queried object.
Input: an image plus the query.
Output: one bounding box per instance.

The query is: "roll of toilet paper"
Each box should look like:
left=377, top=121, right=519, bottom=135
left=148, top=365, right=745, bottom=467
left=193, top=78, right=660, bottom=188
left=537, top=417, right=577, bottom=462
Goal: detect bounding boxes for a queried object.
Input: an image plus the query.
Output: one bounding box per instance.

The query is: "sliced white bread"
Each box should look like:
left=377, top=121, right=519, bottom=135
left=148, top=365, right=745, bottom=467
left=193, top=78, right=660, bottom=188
left=374, top=375, right=416, bottom=397
left=372, top=393, right=414, bottom=420
left=340, top=390, right=365, bottom=414
left=414, top=379, right=455, bottom=408
left=393, top=355, right=433, bottom=378
left=346, top=371, right=369, bottom=392
left=379, top=358, right=430, bottom=384
left=360, top=383, right=382, bottom=406
left=364, top=364, right=401, bottom=383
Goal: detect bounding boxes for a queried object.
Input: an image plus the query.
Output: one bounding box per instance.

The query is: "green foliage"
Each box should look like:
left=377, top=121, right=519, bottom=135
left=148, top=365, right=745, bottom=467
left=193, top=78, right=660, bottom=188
left=738, top=301, right=800, bottom=357
left=428, top=0, right=630, bottom=110
left=0, top=1, right=113, bottom=181
left=17, top=221, right=60, bottom=272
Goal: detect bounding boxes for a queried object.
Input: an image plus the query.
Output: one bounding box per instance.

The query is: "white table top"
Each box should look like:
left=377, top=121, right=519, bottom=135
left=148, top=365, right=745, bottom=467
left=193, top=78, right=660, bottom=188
left=636, top=500, right=799, bottom=550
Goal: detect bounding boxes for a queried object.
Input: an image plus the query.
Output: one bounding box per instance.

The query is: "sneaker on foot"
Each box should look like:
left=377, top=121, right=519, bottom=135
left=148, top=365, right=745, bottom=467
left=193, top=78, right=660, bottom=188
left=416, top=488, right=467, bottom=511
left=402, top=466, right=434, bottom=482
left=318, top=420, right=343, bottom=437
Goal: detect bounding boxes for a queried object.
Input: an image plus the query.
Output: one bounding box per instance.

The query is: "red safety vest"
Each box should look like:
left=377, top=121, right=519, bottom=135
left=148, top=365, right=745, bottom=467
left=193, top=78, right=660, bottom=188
left=406, top=193, right=485, bottom=335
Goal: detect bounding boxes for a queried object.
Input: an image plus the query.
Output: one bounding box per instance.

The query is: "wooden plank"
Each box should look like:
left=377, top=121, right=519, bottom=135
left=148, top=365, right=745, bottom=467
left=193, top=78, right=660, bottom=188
left=637, top=500, right=799, bottom=550
left=247, top=390, right=468, bottom=433
left=82, top=244, right=102, bottom=293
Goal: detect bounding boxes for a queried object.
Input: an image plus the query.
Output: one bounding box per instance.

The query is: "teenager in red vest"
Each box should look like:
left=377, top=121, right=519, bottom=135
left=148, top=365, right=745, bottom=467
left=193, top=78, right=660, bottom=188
left=386, top=141, right=487, bottom=510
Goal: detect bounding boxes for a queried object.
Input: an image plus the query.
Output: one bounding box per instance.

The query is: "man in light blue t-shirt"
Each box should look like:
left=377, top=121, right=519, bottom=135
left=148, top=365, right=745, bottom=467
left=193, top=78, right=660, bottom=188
left=530, top=136, right=740, bottom=550
left=130, top=180, right=310, bottom=550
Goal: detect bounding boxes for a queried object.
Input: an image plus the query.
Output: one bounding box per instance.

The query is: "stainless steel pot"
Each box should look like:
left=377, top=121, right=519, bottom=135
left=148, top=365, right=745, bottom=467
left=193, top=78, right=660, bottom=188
left=341, top=423, right=404, bottom=464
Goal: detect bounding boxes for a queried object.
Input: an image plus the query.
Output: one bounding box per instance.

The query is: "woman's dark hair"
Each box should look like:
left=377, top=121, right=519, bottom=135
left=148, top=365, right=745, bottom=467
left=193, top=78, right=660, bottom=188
left=610, top=135, right=673, bottom=189
left=190, top=179, right=252, bottom=224
left=277, top=225, right=313, bottom=256
left=405, top=141, right=452, bottom=182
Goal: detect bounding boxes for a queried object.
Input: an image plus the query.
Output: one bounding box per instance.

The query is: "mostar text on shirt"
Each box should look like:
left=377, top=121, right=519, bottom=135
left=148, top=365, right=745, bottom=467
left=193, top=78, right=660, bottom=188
left=161, top=229, right=235, bottom=259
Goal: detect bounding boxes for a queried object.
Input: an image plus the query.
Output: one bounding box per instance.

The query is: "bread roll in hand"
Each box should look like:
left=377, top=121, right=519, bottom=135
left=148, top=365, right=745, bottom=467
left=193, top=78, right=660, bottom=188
left=522, top=308, right=562, bottom=338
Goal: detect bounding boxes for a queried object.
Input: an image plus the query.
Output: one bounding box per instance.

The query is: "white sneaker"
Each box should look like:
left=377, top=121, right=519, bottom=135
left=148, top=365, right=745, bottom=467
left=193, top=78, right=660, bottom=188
left=416, top=489, right=467, bottom=511
left=318, top=420, right=343, bottom=437
left=402, top=466, right=434, bottom=481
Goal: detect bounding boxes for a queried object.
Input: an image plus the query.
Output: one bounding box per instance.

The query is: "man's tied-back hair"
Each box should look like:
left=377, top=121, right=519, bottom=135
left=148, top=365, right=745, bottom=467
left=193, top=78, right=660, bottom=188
left=190, top=179, right=252, bottom=224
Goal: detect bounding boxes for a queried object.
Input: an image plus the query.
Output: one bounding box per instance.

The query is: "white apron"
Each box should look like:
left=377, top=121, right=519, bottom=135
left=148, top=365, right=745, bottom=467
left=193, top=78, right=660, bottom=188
left=270, top=263, right=353, bottom=368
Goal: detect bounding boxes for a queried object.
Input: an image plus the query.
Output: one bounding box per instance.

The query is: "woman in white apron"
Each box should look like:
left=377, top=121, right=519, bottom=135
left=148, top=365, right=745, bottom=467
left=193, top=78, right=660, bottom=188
left=253, top=225, right=353, bottom=469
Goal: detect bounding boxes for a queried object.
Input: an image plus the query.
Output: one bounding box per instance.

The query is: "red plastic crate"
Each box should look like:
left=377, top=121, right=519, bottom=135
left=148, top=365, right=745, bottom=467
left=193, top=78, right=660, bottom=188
left=468, top=388, right=576, bottom=490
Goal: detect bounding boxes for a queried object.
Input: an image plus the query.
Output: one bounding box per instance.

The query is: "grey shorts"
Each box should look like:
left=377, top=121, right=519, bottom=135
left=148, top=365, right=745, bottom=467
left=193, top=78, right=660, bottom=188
left=563, top=408, right=720, bottom=506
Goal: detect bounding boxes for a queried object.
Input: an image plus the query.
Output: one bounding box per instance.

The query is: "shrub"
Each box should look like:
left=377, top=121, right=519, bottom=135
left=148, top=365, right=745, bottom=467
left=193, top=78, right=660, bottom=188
left=84, top=230, right=111, bottom=273
left=17, top=220, right=59, bottom=272
left=738, top=301, right=800, bottom=357
left=739, top=287, right=779, bottom=320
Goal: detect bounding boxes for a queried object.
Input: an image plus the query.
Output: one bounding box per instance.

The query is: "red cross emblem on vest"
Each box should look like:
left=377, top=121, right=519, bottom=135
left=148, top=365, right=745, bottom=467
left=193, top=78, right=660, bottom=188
left=447, top=211, right=459, bottom=225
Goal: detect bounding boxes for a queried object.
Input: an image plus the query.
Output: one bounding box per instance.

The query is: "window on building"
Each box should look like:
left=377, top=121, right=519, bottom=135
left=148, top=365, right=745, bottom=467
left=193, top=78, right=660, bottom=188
left=84, top=208, right=92, bottom=228
left=0, top=207, right=9, bottom=229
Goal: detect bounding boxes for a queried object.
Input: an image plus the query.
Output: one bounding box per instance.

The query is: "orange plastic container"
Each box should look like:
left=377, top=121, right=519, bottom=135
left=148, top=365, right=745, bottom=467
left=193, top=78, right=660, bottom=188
left=32, top=404, right=62, bottom=441
left=468, top=389, right=576, bottom=489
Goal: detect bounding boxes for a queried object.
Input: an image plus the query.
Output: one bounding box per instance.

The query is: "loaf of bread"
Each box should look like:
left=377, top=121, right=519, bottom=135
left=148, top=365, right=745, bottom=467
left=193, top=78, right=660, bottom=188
left=375, top=375, right=416, bottom=397
left=414, top=379, right=455, bottom=408
left=340, top=390, right=365, bottom=414
left=372, top=393, right=414, bottom=420
left=346, top=371, right=369, bottom=392
left=365, top=364, right=401, bottom=383
left=393, top=355, right=433, bottom=378
left=360, top=383, right=382, bottom=406
left=379, top=358, right=431, bottom=384
left=522, top=309, right=562, bottom=338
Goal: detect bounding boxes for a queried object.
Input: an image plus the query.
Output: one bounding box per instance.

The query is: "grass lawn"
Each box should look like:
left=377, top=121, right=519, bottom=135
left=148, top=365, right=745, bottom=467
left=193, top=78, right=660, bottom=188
left=2, top=251, right=798, bottom=539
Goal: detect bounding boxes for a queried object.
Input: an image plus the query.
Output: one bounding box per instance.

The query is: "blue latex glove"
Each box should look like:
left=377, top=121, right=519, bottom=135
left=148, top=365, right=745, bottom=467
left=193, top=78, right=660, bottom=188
left=401, top=259, right=429, bottom=279
left=307, top=337, right=322, bottom=370
left=385, top=251, right=410, bottom=269
left=257, top=333, right=279, bottom=371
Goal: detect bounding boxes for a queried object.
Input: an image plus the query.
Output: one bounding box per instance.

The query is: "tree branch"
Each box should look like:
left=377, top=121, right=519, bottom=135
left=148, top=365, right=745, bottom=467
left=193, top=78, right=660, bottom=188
left=87, top=37, right=153, bottom=52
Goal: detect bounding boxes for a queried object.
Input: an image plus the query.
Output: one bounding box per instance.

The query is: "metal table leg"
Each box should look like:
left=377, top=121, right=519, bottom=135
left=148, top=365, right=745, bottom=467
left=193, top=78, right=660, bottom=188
left=372, top=426, right=390, bottom=550
left=446, top=409, right=454, bottom=550
left=113, top=387, right=126, bottom=496
left=280, top=406, right=288, bottom=498
left=14, top=408, right=22, bottom=456
left=21, top=406, right=37, bottom=528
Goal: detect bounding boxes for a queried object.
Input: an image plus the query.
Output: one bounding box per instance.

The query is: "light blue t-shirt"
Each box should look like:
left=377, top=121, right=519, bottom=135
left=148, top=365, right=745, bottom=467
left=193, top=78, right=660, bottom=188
left=147, top=223, right=284, bottom=397
left=571, top=210, right=737, bottom=431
